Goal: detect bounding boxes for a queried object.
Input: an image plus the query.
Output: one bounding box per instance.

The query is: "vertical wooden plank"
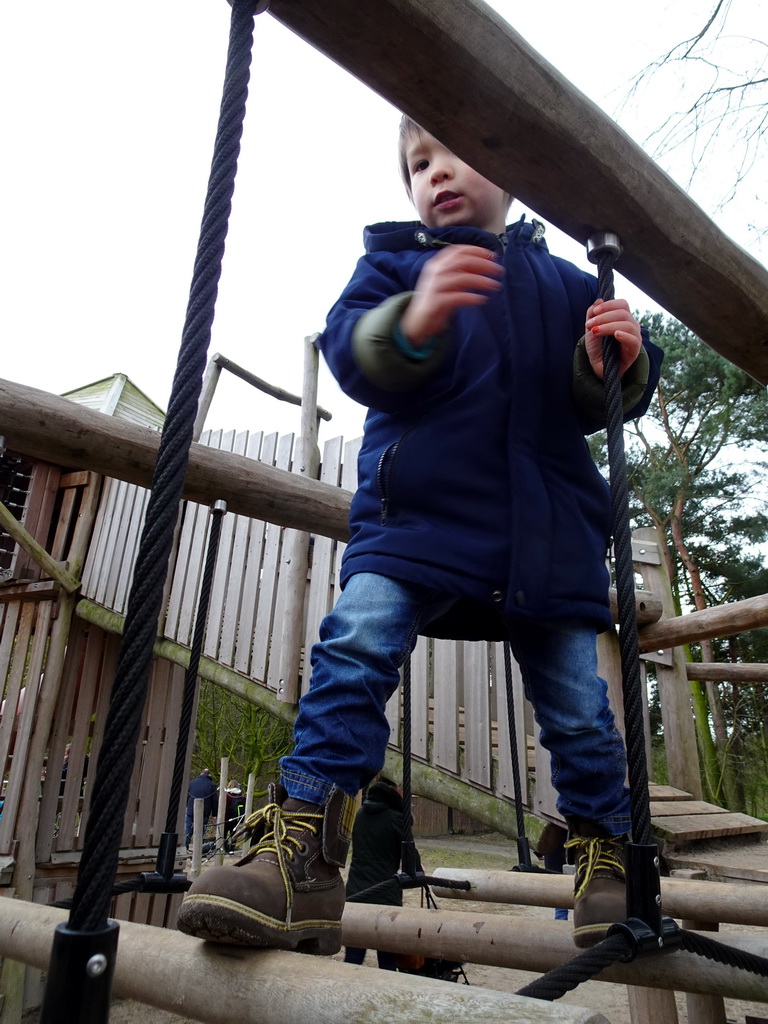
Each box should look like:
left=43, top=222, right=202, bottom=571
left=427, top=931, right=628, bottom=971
left=35, top=625, right=87, bottom=862
left=204, top=429, right=251, bottom=662
left=493, top=641, right=528, bottom=804
left=265, top=434, right=296, bottom=692
left=236, top=432, right=279, bottom=677
left=55, top=627, right=103, bottom=852
left=133, top=659, right=171, bottom=846
left=0, top=601, right=22, bottom=784
left=409, top=636, right=430, bottom=760
left=433, top=639, right=460, bottom=774
left=0, top=603, right=51, bottom=853
left=303, top=437, right=343, bottom=650
left=251, top=434, right=291, bottom=686
left=113, top=485, right=151, bottom=616
left=627, top=987, right=679, bottom=1024
left=463, top=641, right=492, bottom=788
left=165, top=429, right=218, bottom=644
left=48, top=484, right=78, bottom=561
left=232, top=433, right=272, bottom=676
left=634, top=526, right=702, bottom=798
left=80, top=475, right=121, bottom=603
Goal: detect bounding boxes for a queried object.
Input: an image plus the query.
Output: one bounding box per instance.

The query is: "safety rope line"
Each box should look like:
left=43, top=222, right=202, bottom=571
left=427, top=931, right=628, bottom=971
left=592, top=249, right=652, bottom=846
left=66, top=0, right=261, bottom=935
left=165, top=501, right=227, bottom=835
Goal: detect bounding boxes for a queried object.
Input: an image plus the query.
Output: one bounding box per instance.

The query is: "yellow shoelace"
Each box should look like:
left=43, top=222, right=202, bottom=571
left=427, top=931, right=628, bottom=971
left=237, top=800, right=323, bottom=923
left=564, top=835, right=624, bottom=900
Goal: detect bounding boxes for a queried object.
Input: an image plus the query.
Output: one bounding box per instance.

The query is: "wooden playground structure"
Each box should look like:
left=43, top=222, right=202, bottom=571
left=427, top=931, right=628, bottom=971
left=3, top=0, right=768, bottom=1022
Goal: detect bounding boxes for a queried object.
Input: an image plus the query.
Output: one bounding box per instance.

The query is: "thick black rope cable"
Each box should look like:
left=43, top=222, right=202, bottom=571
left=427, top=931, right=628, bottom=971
left=680, top=929, right=768, bottom=977
left=400, top=654, right=418, bottom=878
left=67, top=0, right=261, bottom=934
left=516, top=933, right=635, bottom=1000
left=503, top=640, right=529, bottom=842
left=165, top=502, right=226, bottom=834
left=593, top=251, right=652, bottom=846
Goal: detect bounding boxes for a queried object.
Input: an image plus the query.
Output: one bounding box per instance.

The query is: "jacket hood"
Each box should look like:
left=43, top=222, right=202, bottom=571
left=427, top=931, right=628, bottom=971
left=362, top=781, right=403, bottom=814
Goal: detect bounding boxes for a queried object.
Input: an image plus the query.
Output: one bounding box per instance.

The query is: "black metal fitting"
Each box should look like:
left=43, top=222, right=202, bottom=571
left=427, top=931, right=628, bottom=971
left=138, top=832, right=192, bottom=893
left=40, top=920, right=120, bottom=1024
left=586, top=231, right=623, bottom=264
left=608, top=915, right=682, bottom=961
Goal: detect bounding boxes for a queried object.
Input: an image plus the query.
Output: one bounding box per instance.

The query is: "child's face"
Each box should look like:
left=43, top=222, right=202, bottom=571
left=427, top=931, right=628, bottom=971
left=403, top=130, right=509, bottom=235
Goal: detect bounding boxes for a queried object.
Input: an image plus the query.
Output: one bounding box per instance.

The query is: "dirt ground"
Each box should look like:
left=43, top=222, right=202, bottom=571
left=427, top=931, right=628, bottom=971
left=22, top=833, right=768, bottom=1024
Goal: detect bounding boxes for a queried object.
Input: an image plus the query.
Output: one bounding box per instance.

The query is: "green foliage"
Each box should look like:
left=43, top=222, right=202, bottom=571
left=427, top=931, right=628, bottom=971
left=192, top=680, right=294, bottom=795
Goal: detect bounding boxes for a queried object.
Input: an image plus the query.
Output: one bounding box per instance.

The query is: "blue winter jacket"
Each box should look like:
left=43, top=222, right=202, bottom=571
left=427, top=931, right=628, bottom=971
left=319, top=218, right=663, bottom=640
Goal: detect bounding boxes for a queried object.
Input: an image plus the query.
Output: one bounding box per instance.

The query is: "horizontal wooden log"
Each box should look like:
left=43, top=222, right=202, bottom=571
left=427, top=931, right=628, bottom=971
left=610, top=587, right=662, bottom=626
left=0, top=377, right=351, bottom=543
left=341, top=904, right=768, bottom=1001
left=268, top=0, right=768, bottom=384
left=429, top=868, right=768, bottom=928
left=685, top=662, right=768, bottom=683
left=638, top=594, right=768, bottom=652
left=0, top=900, right=607, bottom=1024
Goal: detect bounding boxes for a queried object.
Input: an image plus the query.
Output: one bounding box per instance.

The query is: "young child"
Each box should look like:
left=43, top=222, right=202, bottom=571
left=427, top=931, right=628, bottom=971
left=178, top=116, right=663, bottom=953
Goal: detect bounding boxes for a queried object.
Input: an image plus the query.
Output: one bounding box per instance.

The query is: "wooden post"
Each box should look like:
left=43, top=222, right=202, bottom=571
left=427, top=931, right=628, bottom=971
left=627, top=988, right=679, bottom=1024
left=216, top=756, right=229, bottom=860
left=0, top=901, right=609, bottom=1024
left=275, top=335, right=322, bottom=704
left=633, top=527, right=702, bottom=798
left=189, top=798, right=205, bottom=879
left=672, top=868, right=728, bottom=1024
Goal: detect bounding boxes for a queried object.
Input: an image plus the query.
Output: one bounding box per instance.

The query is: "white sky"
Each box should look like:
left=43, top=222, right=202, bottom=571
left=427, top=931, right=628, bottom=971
left=1, top=0, right=766, bottom=446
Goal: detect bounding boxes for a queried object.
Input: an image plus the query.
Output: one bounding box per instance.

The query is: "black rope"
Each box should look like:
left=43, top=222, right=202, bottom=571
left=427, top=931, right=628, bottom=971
left=593, top=251, right=652, bottom=846
left=165, top=502, right=226, bottom=834
left=400, top=654, right=419, bottom=879
left=66, top=0, right=261, bottom=934
left=347, top=873, right=471, bottom=903
left=516, top=932, right=634, bottom=1001
left=681, top=929, right=768, bottom=978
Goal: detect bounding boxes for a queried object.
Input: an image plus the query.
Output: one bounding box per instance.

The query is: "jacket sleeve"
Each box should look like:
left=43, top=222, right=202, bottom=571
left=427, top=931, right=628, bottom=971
left=318, top=253, right=451, bottom=413
left=573, top=328, right=663, bottom=434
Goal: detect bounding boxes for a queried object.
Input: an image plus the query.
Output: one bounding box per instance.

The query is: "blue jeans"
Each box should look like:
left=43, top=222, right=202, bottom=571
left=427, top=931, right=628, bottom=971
left=280, top=573, right=630, bottom=835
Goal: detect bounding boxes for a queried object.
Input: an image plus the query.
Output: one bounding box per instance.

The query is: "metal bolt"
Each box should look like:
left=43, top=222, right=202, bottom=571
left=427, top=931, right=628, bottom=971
left=639, top=548, right=646, bottom=554
left=658, top=936, right=664, bottom=948
left=86, top=954, right=108, bottom=978
left=657, top=650, right=664, bottom=656
left=654, top=856, right=660, bottom=868
left=655, top=894, right=662, bottom=905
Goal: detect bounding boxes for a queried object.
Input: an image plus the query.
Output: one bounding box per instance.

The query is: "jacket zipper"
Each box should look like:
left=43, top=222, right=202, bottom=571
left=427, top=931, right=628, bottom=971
left=376, top=427, right=416, bottom=525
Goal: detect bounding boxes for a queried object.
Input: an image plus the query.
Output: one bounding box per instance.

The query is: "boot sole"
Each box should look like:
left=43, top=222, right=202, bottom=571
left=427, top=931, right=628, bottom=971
left=176, top=893, right=342, bottom=955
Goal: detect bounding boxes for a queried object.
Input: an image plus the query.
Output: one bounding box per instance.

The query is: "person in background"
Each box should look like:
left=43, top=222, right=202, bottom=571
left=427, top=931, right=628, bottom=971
left=185, top=768, right=217, bottom=850
left=224, top=780, right=245, bottom=853
left=344, top=777, right=404, bottom=970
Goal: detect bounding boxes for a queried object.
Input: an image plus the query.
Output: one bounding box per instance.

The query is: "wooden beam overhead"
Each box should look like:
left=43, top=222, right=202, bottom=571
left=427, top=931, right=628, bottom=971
left=0, top=378, right=351, bottom=543
left=267, top=0, right=768, bottom=383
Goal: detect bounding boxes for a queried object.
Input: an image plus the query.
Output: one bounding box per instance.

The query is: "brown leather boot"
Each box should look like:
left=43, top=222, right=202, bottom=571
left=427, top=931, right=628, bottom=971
left=176, top=783, right=355, bottom=954
left=565, top=819, right=626, bottom=949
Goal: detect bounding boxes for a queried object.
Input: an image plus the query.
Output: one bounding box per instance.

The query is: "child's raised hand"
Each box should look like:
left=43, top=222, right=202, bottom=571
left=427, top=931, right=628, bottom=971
left=584, top=299, right=642, bottom=380
left=400, top=245, right=504, bottom=347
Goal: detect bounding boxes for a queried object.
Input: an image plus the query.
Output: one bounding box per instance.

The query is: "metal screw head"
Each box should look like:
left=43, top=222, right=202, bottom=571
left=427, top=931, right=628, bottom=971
left=86, top=954, right=108, bottom=978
